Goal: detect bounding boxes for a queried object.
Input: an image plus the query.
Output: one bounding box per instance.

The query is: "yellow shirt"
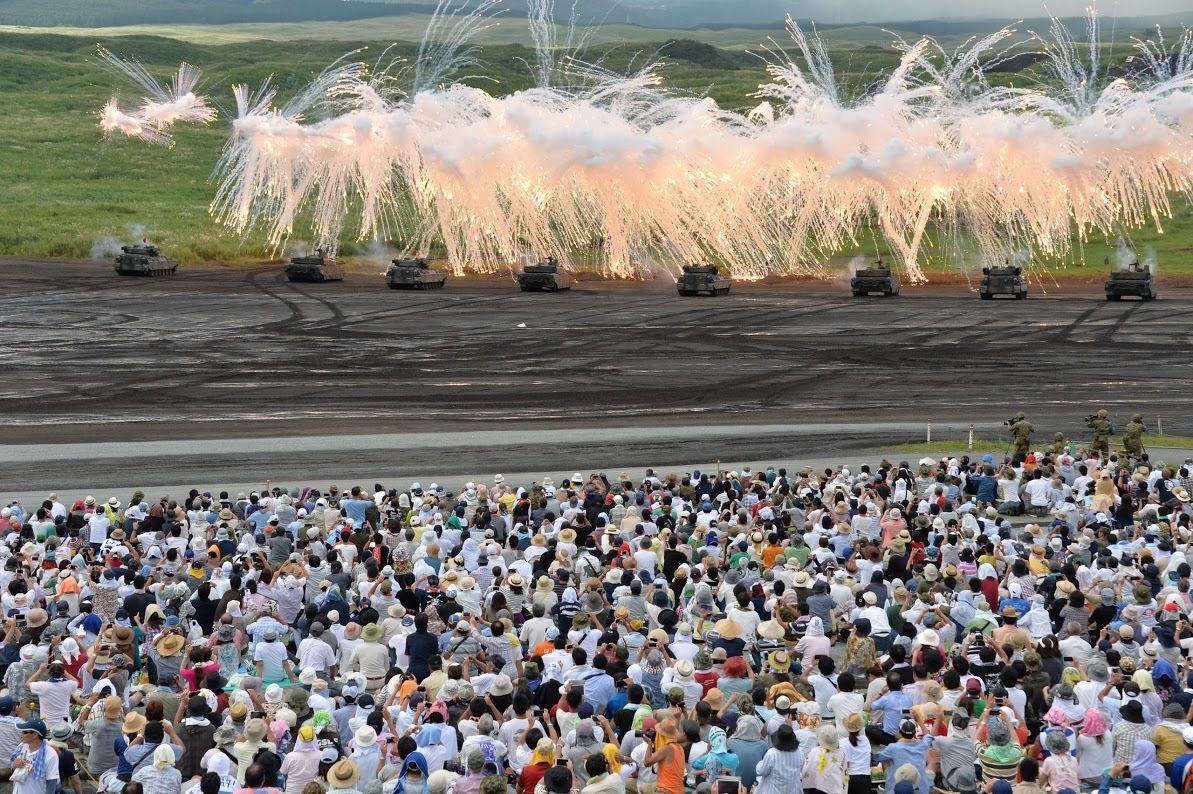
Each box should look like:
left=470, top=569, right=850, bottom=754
left=1155, top=723, right=1186, bottom=764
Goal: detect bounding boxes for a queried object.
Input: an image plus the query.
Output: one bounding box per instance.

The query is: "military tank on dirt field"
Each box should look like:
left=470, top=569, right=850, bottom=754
left=850, top=261, right=900, bottom=296
left=386, top=258, right=447, bottom=290
left=676, top=264, right=731, bottom=296
left=979, top=262, right=1027, bottom=300
left=1105, top=260, right=1156, bottom=301
left=284, top=251, right=343, bottom=283
left=114, top=243, right=178, bottom=277
left=516, top=257, right=572, bottom=292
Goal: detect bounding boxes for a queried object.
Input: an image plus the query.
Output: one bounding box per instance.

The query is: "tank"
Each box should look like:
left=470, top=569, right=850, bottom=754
left=850, top=263, right=900, bottom=296
left=979, top=264, right=1027, bottom=300
left=113, top=244, right=178, bottom=277
left=516, top=258, right=572, bottom=292
left=284, top=252, right=343, bottom=283
left=1105, top=262, right=1156, bottom=301
left=386, top=258, right=447, bottom=290
left=677, top=264, right=731, bottom=296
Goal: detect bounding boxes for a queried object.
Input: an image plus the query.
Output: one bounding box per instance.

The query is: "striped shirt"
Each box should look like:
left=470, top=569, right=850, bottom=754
left=754, top=747, right=805, bottom=794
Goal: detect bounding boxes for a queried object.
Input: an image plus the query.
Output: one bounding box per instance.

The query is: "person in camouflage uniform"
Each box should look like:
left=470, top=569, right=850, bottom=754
left=1123, top=413, right=1146, bottom=459
left=1049, top=432, right=1068, bottom=456
left=1009, top=413, right=1034, bottom=456
left=1086, top=409, right=1113, bottom=458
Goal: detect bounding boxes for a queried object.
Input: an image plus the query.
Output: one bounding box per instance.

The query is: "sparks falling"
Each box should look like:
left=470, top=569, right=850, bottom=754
left=99, top=6, right=1193, bottom=282
left=97, top=47, right=216, bottom=146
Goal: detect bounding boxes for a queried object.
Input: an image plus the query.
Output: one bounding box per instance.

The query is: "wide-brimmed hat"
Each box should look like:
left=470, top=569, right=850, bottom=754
left=155, top=632, right=185, bottom=657
left=218, top=508, right=236, bottom=521
left=674, top=660, right=695, bottom=681
left=792, top=571, right=811, bottom=588
left=122, top=712, right=146, bottom=734
left=531, top=534, right=547, bottom=547
left=507, top=573, right=525, bottom=588
left=714, top=618, right=742, bottom=639
left=490, top=674, right=514, bottom=696
left=559, top=528, right=577, bottom=544
left=329, top=759, right=361, bottom=788
left=757, top=620, right=784, bottom=640
left=244, top=718, right=268, bottom=742
left=362, top=623, right=383, bottom=642
left=656, top=718, right=681, bottom=740
left=769, top=651, right=791, bottom=672
left=536, top=576, right=553, bottom=592
left=387, top=603, right=407, bottom=619
left=354, top=725, right=378, bottom=748
left=26, top=608, right=47, bottom=629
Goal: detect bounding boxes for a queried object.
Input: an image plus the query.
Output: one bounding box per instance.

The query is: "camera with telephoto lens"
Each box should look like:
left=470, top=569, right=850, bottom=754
left=1084, top=414, right=1098, bottom=423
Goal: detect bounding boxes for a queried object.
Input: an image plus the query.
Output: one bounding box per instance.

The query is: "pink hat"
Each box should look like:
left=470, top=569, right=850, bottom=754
left=1081, top=708, right=1107, bottom=736
left=1043, top=705, right=1068, bottom=725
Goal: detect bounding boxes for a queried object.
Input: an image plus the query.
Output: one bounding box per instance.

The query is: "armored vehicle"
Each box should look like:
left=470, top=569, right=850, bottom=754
left=516, top=258, right=572, bottom=292
left=114, top=244, right=178, bottom=277
left=1105, top=262, right=1156, bottom=301
left=979, top=264, right=1027, bottom=300
left=850, top=263, right=900, bottom=296
left=386, top=258, right=446, bottom=290
left=284, top=252, right=343, bottom=283
left=676, top=264, right=731, bottom=296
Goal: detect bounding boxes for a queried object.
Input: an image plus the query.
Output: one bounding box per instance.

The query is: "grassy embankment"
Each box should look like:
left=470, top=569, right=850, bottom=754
left=1, top=19, right=1190, bottom=272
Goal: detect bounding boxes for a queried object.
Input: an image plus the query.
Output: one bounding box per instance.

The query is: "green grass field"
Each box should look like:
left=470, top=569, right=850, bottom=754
left=1, top=20, right=1190, bottom=271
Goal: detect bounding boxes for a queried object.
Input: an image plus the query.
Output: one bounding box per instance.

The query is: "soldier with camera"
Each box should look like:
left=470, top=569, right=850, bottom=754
left=1085, top=409, right=1113, bottom=458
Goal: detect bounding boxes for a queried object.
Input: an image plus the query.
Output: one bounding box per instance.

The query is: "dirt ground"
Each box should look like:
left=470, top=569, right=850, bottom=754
left=1, top=259, right=1187, bottom=493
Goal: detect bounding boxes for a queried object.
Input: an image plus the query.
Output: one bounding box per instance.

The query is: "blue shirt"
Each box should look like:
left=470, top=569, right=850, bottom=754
left=1172, top=752, right=1193, bottom=790
left=248, top=510, right=273, bottom=531
left=342, top=498, right=373, bottom=526
left=873, top=690, right=914, bottom=736
left=875, top=736, right=933, bottom=794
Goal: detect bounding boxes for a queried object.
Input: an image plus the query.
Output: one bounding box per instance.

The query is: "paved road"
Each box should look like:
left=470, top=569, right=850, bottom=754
left=0, top=259, right=1188, bottom=494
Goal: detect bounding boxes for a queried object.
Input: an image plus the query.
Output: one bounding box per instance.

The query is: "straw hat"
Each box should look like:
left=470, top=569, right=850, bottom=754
left=121, top=712, right=147, bottom=734
left=531, top=535, right=548, bottom=547
left=655, top=718, right=681, bottom=740
left=757, top=620, right=784, bottom=640
left=559, top=528, right=577, bottom=544
left=792, top=571, right=811, bottom=588
left=155, top=632, right=185, bottom=657
left=329, top=759, right=361, bottom=788
left=714, top=618, right=742, bottom=639
left=768, top=651, right=791, bottom=672
left=507, top=573, right=525, bottom=588
left=536, top=576, right=554, bottom=592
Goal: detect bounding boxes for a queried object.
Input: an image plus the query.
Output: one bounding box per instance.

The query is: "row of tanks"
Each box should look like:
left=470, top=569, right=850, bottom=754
left=847, top=261, right=1156, bottom=301
left=112, top=247, right=1156, bottom=301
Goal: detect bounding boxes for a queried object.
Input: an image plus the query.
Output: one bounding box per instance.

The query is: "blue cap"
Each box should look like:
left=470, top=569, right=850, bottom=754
left=1129, top=777, right=1153, bottom=793
left=18, top=718, right=45, bottom=737
left=0, top=695, right=15, bottom=715
left=991, top=782, right=1013, bottom=794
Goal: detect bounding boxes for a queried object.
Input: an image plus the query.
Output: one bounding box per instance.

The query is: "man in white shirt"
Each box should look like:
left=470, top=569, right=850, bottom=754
left=632, top=539, right=657, bottom=578
left=1023, top=471, right=1053, bottom=516
left=87, top=513, right=111, bottom=555
left=296, top=622, right=338, bottom=677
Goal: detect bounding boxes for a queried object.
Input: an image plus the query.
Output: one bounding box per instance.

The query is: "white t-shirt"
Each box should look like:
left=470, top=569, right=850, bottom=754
left=1024, top=479, right=1052, bottom=507
left=296, top=637, right=337, bottom=673
left=633, top=550, right=658, bottom=576
left=88, top=514, right=111, bottom=545
left=29, top=679, right=75, bottom=723
left=13, top=742, right=58, bottom=794
left=253, top=641, right=290, bottom=681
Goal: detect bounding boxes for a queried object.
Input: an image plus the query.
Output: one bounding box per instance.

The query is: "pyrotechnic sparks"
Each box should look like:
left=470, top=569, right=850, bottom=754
left=97, top=47, right=216, bottom=146
left=98, top=7, right=1193, bottom=282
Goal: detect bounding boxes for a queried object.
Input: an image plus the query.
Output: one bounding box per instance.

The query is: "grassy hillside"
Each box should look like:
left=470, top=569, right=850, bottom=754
left=0, top=28, right=1189, bottom=272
